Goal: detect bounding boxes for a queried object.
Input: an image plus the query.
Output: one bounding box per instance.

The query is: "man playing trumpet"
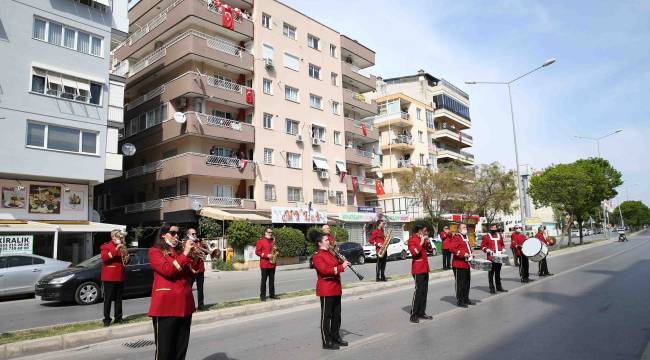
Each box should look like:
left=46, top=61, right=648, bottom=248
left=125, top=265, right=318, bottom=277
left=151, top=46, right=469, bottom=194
left=255, top=227, right=278, bottom=301
left=100, top=229, right=128, bottom=327
left=185, top=228, right=206, bottom=311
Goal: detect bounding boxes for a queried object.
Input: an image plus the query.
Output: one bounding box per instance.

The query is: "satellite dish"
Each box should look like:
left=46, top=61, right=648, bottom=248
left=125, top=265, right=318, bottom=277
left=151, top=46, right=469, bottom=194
left=91, top=210, right=102, bottom=222
left=191, top=200, right=203, bottom=211
left=121, top=143, right=136, bottom=156
left=174, top=112, right=186, bottom=124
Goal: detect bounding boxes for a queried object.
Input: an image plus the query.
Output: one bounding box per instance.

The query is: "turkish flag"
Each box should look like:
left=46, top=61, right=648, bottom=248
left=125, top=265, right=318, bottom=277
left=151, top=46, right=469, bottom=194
left=238, top=159, right=248, bottom=170
left=351, top=176, right=359, bottom=193
left=339, top=171, right=347, bottom=182
left=375, top=179, right=386, bottom=196
left=245, top=88, right=254, bottom=104
left=222, top=5, right=234, bottom=30
left=361, top=123, right=367, bottom=136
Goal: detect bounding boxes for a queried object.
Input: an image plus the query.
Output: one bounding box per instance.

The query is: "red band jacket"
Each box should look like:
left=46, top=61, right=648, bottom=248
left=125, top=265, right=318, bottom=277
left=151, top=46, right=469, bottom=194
left=148, top=245, right=200, bottom=317
left=449, top=234, right=472, bottom=269
left=255, top=237, right=276, bottom=269
left=312, top=248, right=344, bottom=296
left=369, top=229, right=385, bottom=254
left=480, top=233, right=505, bottom=262
left=408, top=234, right=430, bottom=274
left=100, top=241, right=125, bottom=282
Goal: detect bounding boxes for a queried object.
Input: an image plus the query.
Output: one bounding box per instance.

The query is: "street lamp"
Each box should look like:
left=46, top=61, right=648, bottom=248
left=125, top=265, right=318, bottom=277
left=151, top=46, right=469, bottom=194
left=465, top=58, right=556, bottom=230
left=574, top=129, right=623, bottom=157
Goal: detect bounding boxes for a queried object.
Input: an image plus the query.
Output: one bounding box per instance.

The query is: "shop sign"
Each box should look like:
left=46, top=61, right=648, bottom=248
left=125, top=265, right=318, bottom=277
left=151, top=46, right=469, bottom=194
left=0, top=235, right=33, bottom=254
left=271, top=207, right=327, bottom=224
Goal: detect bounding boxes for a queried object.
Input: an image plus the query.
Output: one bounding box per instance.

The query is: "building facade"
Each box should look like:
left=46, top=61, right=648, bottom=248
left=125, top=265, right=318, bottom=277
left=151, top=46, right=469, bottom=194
left=0, top=0, right=128, bottom=263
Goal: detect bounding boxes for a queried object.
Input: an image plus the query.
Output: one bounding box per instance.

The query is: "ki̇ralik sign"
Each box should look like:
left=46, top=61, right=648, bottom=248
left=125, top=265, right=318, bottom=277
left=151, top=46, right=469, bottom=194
left=0, top=235, right=34, bottom=254
left=271, top=206, right=328, bottom=224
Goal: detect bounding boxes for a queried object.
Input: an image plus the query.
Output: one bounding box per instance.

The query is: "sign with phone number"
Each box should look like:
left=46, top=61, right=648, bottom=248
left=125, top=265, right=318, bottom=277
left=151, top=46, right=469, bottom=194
left=0, top=235, right=33, bottom=254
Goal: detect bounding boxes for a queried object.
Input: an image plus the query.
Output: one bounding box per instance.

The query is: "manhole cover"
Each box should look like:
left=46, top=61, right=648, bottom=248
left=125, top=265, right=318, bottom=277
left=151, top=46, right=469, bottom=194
left=123, top=339, right=155, bottom=349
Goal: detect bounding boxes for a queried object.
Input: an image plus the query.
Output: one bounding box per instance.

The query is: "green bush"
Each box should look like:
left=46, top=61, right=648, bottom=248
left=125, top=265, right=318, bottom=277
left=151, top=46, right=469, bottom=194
left=305, top=225, right=349, bottom=255
left=273, top=227, right=306, bottom=257
left=199, top=216, right=223, bottom=239
left=211, top=259, right=235, bottom=271
left=232, top=255, right=246, bottom=264
left=227, top=220, right=263, bottom=252
left=330, top=225, right=349, bottom=242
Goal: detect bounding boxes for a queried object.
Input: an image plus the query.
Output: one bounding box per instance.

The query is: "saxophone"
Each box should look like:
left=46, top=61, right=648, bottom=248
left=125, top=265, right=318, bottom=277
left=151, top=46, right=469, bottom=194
left=117, top=242, right=131, bottom=266
left=378, top=222, right=393, bottom=258
left=269, top=242, right=280, bottom=264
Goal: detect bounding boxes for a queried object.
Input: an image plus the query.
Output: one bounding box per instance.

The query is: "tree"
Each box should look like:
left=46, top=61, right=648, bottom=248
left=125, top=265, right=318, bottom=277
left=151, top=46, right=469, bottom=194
left=612, top=201, right=650, bottom=228
left=198, top=216, right=224, bottom=239
left=272, top=227, right=305, bottom=257
left=227, top=220, right=262, bottom=253
left=464, top=162, right=518, bottom=226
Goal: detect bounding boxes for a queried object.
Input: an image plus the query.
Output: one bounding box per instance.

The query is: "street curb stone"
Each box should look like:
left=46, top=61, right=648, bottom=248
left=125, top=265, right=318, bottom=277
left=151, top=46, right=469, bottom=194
left=0, top=236, right=626, bottom=359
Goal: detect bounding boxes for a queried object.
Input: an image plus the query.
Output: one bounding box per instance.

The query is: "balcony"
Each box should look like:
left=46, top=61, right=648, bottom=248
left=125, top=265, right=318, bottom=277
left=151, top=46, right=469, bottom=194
left=124, top=30, right=253, bottom=84
left=344, top=117, right=379, bottom=141
left=124, top=152, right=255, bottom=181
left=374, top=112, right=413, bottom=128
left=345, top=147, right=374, bottom=166
left=343, top=89, right=378, bottom=116
left=125, top=72, right=254, bottom=115
left=435, top=146, right=475, bottom=165
left=382, top=160, right=413, bottom=175
left=342, top=62, right=376, bottom=93
left=434, top=108, right=471, bottom=130
left=381, top=136, right=415, bottom=152
left=432, top=127, right=473, bottom=147
left=115, top=0, right=254, bottom=61
left=340, top=35, right=375, bottom=67
left=346, top=176, right=377, bottom=194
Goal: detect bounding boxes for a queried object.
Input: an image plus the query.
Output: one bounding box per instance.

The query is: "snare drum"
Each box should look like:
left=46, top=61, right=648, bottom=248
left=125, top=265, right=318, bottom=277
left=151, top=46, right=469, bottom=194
left=491, top=253, right=510, bottom=265
left=522, top=237, right=548, bottom=262
left=470, top=259, right=492, bottom=271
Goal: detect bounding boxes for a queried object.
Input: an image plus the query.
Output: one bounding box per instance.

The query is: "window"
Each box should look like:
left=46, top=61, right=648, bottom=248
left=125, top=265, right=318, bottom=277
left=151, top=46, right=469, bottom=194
left=331, top=72, right=338, bottom=86
left=262, top=44, right=274, bottom=60
left=416, top=108, right=422, bottom=120
left=283, top=52, right=300, bottom=71
left=31, top=67, right=102, bottom=105
left=285, top=119, right=299, bottom=135
left=213, top=185, right=233, bottom=198
left=76, top=0, right=108, bottom=12
left=334, top=131, right=341, bottom=145
left=263, top=148, right=273, bottom=165
left=264, top=184, right=276, bottom=201
left=126, top=104, right=168, bottom=137
left=263, top=78, right=272, bottom=95
left=419, top=153, right=425, bottom=165
left=418, top=131, right=423, bottom=143
left=7, top=256, right=34, bottom=268
left=310, top=94, right=322, bottom=109
left=336, top=191, right=344, bottom=205
left=433, top=94, right=471, bottom=120
left=311, top=125, right=325, bottom=140
left=330, top=44, right=337, bottom=58
left=263, top=113, right=273, bottom=129
left=209, top=147, right=231, bottom=157
left=284, top=85, right=299, bottom=102
left=287, top=153, right=301, bottom=169
left=27, top=122, right=98, bottom=155
left=308, top=64, right=321, bottom=79
left=283, top=23, right=297, bottom=40
left=211, top=110, right=233, bottom=119
left=331, top=101, right=339, bottom=115
left=313, top=190, right=327, bottom=204
left=262, top=13, right=272, bottom=29
left=287, top=187, right=302, bottom=202
left=307, top=34, right=320, bottom=50
left=33, top=17, right=103, bottom=57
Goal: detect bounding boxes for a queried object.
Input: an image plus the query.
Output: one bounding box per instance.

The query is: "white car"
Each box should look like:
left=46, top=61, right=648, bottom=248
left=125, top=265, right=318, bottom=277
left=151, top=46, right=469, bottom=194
left=363, top=237, right=410, bottom=261
left=0, top=254, right=71, bottom=298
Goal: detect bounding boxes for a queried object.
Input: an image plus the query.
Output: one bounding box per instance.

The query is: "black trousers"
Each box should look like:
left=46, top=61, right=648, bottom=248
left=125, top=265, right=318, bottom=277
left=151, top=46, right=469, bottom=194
left=102, top=281, right=123, bottom=323
left=376, top=256, right=387, bottom=279
left=519, top=254, right=529, bottom=280
left=511, top=248, right=520, bottom=266
left=411, top=273, right=429, bottom=317
left=191, top=272, right=205, bottom=307
left=538, top=258, right=550, bottom=275
left=152, top=315, right=192, bottom=360
left=488, top=262, right=503, bottom=290
left=320, top=296, right=342, bottom=344
left=260, top=268, right=275, bottom=298
left=442, top=249, right=452, bottom=269
left=453, top=268, right=471, bottom=303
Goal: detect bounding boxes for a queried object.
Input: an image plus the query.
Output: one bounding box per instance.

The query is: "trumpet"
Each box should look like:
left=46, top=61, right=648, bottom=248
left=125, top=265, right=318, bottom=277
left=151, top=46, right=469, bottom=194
left=187, top=239, right=222, bottom=261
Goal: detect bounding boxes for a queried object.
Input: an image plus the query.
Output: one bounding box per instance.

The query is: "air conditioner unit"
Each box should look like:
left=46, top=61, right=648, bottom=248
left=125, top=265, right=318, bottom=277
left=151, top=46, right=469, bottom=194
left=296, top=134, right=303, bottom=142
left=312, top=137, right=320, bottom=146
left=264, top=58, right=274, bottom=68
left=328, top=190, right=336, bottom=198
left=319, top=170, right=329, bottom=179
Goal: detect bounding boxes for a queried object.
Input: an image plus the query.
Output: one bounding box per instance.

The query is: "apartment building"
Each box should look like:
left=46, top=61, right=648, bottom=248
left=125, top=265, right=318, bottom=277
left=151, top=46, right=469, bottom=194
left=0, top=0, right=128, bottom=263
left=97, top=0, right=379, bottom=237
left=366, top=70, right=474, bottom=218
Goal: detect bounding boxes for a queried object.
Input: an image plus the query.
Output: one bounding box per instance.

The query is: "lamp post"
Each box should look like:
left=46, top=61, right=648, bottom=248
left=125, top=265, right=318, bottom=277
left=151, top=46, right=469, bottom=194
left=465, top=58, right=556, bottom=231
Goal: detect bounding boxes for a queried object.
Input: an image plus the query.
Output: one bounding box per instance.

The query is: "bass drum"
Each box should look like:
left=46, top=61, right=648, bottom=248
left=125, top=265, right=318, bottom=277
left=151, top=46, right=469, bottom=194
left=522, top=237, right=548, bottom=262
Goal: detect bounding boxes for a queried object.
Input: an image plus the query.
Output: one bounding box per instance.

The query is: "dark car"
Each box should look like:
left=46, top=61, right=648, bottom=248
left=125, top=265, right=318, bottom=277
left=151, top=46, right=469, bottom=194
left=309, top=242, right=365, bottom=269
left=35, top=248, right=153, bottom=305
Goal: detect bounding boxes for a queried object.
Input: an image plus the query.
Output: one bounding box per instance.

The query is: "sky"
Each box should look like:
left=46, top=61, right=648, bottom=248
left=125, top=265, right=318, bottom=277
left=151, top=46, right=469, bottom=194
left=282, top=0, right=650, bottom=207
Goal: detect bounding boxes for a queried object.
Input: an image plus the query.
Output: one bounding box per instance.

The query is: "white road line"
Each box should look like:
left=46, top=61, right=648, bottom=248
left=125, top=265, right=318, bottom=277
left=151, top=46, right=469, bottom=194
left=641, top=339, right=650, bottom=360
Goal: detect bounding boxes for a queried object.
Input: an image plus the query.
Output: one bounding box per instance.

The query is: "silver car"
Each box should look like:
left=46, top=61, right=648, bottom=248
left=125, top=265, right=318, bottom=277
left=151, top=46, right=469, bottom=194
left=0, top=254, right=71, bottom=297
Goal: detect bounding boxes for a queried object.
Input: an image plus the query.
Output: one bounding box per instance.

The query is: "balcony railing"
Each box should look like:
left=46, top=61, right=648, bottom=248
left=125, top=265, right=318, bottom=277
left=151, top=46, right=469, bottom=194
left=124, top=199, right=163, bottom=214
left=437, top=145, right=475, bottom=160
left=206, top=75, right=246, bottom=94
left=125, top=85, right=165, bottom=109
left=390, top=135, right=413, bottom=145
left=205, top=0, right=248, bottom=23
left=208, top=196, right=242, bottom=208
left=436, top=124, right=473, bottom=140
left=375, top=111, right=410, bottom=123
left=460, top=150, right=475, bottom=159
left=126, top=0, right=184, bottom=46
left=354, top=149, right=373, bottom=158
left=125, top=160, right=163, bottom=179
left=344, top=88, right=372, bottom=105
left=396, top=160, right=412, bottom=168
left=205, top=155, right=242, bottom=167
left=345, top=117, right=374, bottom=131
left=192, top=112, right=247, bottom=131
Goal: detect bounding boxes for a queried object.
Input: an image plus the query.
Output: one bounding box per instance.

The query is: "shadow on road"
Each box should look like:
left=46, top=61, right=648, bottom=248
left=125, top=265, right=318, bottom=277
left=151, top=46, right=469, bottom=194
left=202, top=352, right=239, bottom=360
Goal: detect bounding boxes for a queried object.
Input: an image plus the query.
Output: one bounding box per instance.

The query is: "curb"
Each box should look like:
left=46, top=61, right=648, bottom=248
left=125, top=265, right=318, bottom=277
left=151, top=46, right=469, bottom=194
left=0, top=237, right=629, bottom=359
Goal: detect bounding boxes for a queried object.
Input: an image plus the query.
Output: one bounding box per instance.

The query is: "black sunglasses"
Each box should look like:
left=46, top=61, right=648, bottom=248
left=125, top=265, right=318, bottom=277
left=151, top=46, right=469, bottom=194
left=168, top=231, right=179, bottom=236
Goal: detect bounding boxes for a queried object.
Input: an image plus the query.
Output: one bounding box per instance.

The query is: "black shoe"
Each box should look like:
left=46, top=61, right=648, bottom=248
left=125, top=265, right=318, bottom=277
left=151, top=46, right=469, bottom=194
left=522, top=278, right=529, bottom=283
left=270, top=295, right=280, bottom=300
left=497, top=289, right=508, bottom=292
left=113, top=318, right=124, bottom=324
left=457, top=301, right=468, bottom=308
left=322, top=341, right=339, bottom=350
left=539, top=272, right=546, bottom=277
left=409, top=316, right=420, bottom=323
left=381, top=278, right=388, bottom=282
left=197, top=305, right=206, bottom=311
left=465, top=300, right=475, bottom=305
left=376, top=278, right=381, bottom=282
left=419, top=314, right=433, bottom=320
left=260, top=297, right=267, bottom=302
left=103, top=321, right=111, bottom=327
left=545, top=273, right=554, bottom=276
left=333, top=338, right=348, bottom=346
left=489, top=288, right=496, bottom=294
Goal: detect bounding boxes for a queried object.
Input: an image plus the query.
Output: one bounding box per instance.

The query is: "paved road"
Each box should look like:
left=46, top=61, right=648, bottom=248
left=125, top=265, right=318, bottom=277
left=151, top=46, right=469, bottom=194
left=20, top=231, right=646, bottom=360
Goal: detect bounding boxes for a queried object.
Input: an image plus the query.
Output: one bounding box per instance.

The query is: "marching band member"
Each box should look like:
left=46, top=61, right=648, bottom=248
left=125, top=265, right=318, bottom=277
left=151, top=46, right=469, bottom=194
left=408, top=224, right=434, bottom=323
left=322, top=224, right=336, bottom=251
left=536, top=226, right=553, bottom=276
left=311, top=230, right=349, bottom=350
left=369, top=219, right=387, bottom=282
left=511, top=225, right=530, bottom=282
left=185, top=228, right=206, bottom=310
left=440, top=225, right=452, bottom=270
left=481, top=224, right=507, bottom=294
left=100, top=229, right=127, bottom=327
left=149, top=225, right=200, bottom=360
left=510, top=227, right=520, bottom=267
left=450, top=223, right=474, bottom=307
left=255, top=227, right=278, bottom=301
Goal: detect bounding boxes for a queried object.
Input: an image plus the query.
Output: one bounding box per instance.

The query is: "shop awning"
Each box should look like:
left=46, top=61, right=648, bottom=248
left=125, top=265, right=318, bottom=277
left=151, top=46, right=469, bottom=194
left=199, top=208, right=271, bottom=223
left=0, top=221, right=125, bottom=233
left=56, top=222, right=126, bottom=233
left=0, top=221, right=59, bottom=233
left=235, top=213, right=271, bottom=223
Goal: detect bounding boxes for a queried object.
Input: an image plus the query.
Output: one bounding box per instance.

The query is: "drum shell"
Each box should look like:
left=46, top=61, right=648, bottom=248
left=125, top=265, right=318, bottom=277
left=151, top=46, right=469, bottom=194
left=522, top=238, right=548, bottom=262
left=491, top=253, right=510, bottom=265
left=470, top=259, right=492, bottom=271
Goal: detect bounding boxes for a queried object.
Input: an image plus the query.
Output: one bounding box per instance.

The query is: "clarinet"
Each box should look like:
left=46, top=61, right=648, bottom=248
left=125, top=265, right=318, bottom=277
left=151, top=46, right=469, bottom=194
left=334, top=250, right=364, bottom=281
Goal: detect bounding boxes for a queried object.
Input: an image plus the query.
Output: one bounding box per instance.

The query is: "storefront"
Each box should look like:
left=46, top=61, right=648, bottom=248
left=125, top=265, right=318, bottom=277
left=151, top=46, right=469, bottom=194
left=334, top=212, right=413, bottom=245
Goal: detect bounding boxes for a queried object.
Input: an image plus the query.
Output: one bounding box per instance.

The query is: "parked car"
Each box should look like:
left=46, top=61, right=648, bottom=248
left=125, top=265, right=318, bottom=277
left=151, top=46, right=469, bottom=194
left=308, top=242, right=365, bottom=268
left=35, top=248, right=152, bottom=305
left=363, top=237, right=410, bottom=261
left=0, top=254, right=71, bottom=298
left=428, top=237, right=439, bottom=256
